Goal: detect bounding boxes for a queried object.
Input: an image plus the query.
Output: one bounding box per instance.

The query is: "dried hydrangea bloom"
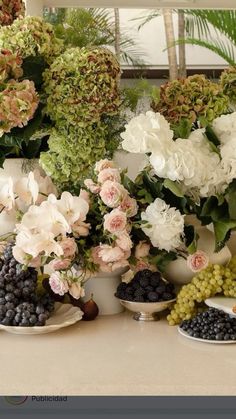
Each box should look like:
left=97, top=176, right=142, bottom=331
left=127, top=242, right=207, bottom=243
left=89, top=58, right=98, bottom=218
left=0, top=0, right=25, bottom=26
left=0, top=79, right=39, bottom=136
left=151, top=74, right=229, bottom=128
left=0, top=49, right=23, bottom=82
left=0, top=16, right=63, bottom=63
left=220, top=66, right=236, bottom=107
left=43, top=46, right=121, bottom=125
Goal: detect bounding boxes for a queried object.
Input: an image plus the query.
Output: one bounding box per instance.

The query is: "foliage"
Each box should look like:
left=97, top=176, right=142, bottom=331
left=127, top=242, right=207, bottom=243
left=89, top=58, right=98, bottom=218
left=178, top=10, right=236, bottom=65
left=44, top=7, right=144, bottom=66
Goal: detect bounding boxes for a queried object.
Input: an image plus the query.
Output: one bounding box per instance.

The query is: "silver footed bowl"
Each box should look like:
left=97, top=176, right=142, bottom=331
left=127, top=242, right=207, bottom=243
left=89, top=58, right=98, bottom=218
left=118, top=298, right=176, bottom=321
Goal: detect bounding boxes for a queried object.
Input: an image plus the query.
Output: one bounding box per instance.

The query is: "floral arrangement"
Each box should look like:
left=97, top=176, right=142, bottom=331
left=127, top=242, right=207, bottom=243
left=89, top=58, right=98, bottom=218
left=220, top=66, right=236, bottom=109
left=0, top=16, right=63, bottom=63
left=0, top=157, right=197, bottom=299
left=121, top=110, right=236, bottom=250
left=151, top=75, right=229, bottom=138
left=40, top=47, right=122, bottom=192
left=43, top=47, right=121, bottom=126
left=0, top=0, right=25, bottom=26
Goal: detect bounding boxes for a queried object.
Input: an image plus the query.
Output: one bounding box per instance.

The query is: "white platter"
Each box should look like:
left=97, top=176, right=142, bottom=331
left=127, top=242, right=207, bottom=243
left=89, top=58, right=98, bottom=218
left=0, top=303, right=83, bottom=335
left=178, top=327, right=236, bottom=344
left=205, top=297, right=236, bottom=317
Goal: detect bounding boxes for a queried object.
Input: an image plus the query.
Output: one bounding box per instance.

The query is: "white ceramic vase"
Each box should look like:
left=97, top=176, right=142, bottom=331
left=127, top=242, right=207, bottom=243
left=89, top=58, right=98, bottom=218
left=84, top=269, right=125, bottom=315
left=226, top=231, right=236, bottom=256
left=0, top=158, right=42, bottom=236
left=114, top=150, right=148, bottom=181
left=165, top=227, right=232, bottom=285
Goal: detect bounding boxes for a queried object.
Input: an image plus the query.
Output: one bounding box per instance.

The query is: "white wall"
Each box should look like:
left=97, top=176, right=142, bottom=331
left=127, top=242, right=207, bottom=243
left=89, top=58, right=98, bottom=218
left=119, top=9, right=232, bottom=68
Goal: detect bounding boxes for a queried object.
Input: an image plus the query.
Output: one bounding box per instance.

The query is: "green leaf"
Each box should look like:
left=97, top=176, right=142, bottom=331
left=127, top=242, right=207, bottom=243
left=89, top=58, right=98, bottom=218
left=22, top=56, right=48, bottom=88
left=184, top=225, right=199, bottom=254
left=200, top=196, right=218, bottom=217
left=226, top=191, right=236, bottom=220
left=122, top=174, right=136, bottom=195
left=143, top=172, right=163, bottom=199
left=204, top=125, right=220, bottom=147
left=21, top=139, right=42, bottom=159
left=173, top=119, right=192, bottom=139
left=163, top=179, right=184, bottom=198
left=150, top=251, right=177, bottom=273
left=213, top=220, right=236, bottom=250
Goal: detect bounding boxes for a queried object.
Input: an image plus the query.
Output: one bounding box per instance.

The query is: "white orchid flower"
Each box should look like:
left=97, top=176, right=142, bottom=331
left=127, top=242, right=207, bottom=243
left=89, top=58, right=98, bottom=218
left=33, top=170, right=58, bottom=203
left=17, top=201, right=71, bottom=237
left=14, top=172, right=39, bottom=206
left=0, top=177, right=15, bottom=211
left=56, top=191, right=89, bottom=225
left=15, top=229, right=63, bottom=259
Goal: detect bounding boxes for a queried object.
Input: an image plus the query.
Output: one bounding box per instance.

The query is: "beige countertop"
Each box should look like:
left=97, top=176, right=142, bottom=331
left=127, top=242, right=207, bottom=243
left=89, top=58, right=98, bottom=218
left=1, top=310, right=236, bottom=396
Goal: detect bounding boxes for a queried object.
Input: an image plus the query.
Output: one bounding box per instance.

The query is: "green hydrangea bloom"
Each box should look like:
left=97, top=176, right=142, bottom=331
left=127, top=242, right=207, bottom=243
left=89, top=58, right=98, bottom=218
left=40, top=122, right=118, bottom=193
left=0, top=16, right=63, bottom=63
left=152, top=74, right=229, bottom=128
left=43, top=46, right=121, bottom=126
left=220, top=67, right=236, bottom=106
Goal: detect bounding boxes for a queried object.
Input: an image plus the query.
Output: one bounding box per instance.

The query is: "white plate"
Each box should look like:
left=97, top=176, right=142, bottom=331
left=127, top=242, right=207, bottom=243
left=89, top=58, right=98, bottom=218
left=0, top=303, right=83, bottom=335
left=205, top=297, right=236, bottom=317
left=178, top=327, right=236, bottom=344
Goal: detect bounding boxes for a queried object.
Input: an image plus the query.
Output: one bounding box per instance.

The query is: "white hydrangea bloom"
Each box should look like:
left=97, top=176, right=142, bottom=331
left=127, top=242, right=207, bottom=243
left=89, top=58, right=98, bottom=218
left=121, top=111, right=173, bottom=154
left=212, top=112, right=236, bottom=144
left=141, top=198, right=185, bottom=252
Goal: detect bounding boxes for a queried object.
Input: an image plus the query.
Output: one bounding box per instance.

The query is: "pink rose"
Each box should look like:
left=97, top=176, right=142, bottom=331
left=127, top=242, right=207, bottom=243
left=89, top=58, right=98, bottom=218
left=91, top=246, right=112, bottom=272
left=135, top=241, right=150, bottom=259
left=69, top=283, right=85, bottom=300
left=187, top=250, right=209, bottom=272
left=98, top=244, right=125, bottom=263
left=104, top=209, right=127, bottom=233
left=133, top=260, right=156, bottom=272
left=49, top=272, right=69, bottom=296
left=72, top=221, right=90, bottom=237
left=115, top=231, right=132, bottom=252
left=95, top=159, right=116, bottom=173
left=60, top=237, right=77, bottom=258
left=49, top=258, right=71, bottom=271
left=97, top=168, right=121, bottom=184
left=84, top=179, right=100, bottom=194
left=79, top=189, right=90, bottom=204
left=119, top=196, right=138, bottom=217
left=100, top=181, right=127, bottom=208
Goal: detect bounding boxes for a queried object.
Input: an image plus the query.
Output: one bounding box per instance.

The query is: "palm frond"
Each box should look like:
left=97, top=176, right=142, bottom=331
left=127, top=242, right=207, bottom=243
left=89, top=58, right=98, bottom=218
left=184, top=10, right=236, bottom=46
left=131, top=9, right=160, bottom=31
left=175, top=37, right=236, bottom=65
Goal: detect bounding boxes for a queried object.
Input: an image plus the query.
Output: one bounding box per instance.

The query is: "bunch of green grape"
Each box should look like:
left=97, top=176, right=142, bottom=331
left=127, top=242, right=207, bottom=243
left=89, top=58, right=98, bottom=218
left=167, top=263, right=235, bottom=326
left=223, top=256, right=236, bottom=297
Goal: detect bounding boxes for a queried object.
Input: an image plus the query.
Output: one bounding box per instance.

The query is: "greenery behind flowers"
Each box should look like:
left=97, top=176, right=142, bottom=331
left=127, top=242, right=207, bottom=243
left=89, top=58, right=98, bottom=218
left=0, top=16, right=64, bottom=164
left=40, top=46, right=123, bottom=192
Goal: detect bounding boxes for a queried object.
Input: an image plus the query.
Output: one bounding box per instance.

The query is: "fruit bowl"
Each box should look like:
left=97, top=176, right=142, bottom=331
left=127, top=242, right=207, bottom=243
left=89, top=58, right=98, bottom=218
left=118, top=298, right=176, bottom=321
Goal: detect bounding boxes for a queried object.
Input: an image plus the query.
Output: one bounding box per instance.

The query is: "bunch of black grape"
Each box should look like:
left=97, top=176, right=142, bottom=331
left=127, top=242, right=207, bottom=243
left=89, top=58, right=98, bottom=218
left=115, top=269, right=176, bottom=302
left=0, top=244, right=54, bottom=327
